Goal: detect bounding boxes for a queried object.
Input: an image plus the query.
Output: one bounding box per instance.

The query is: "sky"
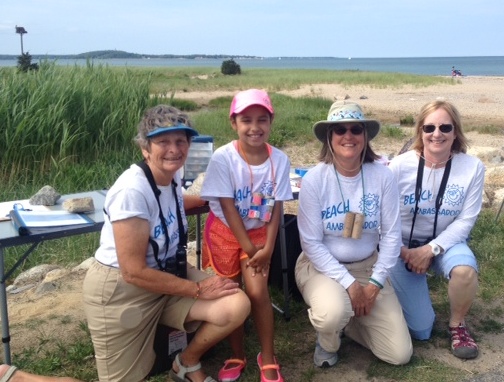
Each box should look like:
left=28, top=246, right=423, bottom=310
left=1, top=0, right=503, bottom=58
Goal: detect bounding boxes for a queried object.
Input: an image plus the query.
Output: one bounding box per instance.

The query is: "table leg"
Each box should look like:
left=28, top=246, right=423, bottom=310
left=0, top=248, right=11, bottom=364
left=279, top=208, right=291, bottom=321
left=196, top=213, right=202, bottom=270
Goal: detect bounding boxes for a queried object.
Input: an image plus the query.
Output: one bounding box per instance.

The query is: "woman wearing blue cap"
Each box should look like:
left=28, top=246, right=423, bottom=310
left=294, top=101, right=412, bottom=368
left=81, top=105, right=250, bottom=382
left=0, top=105, right=251, bottom=382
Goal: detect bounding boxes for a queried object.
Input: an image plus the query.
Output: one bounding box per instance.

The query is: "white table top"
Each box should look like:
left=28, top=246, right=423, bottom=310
left=0, top=190, right=107, bottom=247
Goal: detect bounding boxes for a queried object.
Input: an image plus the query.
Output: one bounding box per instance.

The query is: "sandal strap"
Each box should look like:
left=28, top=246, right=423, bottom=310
left=223, top=358, right=246, bottom=367
left=261, top=364, right=280, bottom=371
left=174, top=353, right=202, bottom=376
left=0, top=366, right=17, bottom=382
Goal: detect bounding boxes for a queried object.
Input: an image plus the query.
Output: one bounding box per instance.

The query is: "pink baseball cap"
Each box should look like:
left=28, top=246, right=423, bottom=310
left=229, top=89, right=274, bottom=117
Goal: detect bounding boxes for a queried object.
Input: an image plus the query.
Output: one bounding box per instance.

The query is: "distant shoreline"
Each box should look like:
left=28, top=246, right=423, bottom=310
left=1, top=55, right=503, bottom=76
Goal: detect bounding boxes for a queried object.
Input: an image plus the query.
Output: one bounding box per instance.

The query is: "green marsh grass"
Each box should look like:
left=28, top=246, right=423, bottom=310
left=140, top=67, right=455, bottom=95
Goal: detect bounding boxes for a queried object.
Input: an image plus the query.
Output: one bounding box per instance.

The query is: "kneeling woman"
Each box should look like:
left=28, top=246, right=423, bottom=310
left=82, top=105, right=250, bottom=382
left=295, top=101, right=412, bottom=368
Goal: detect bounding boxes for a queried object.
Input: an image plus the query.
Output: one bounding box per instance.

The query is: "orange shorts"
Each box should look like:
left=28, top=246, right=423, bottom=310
left=202, top=211, right=266, bottom=277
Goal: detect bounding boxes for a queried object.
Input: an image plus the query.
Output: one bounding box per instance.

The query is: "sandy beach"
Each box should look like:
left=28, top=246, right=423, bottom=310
left=176, top=76, right=504, bottom=128
left=178, top=75, right=504, bottom=176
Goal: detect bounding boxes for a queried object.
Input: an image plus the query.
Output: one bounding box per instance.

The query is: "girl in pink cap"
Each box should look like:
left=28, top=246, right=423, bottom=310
left=201, top=89, right=293, bottom=382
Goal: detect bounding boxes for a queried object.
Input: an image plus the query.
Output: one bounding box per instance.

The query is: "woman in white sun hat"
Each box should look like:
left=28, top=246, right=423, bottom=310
left=294, top=101, right=412, bottom=368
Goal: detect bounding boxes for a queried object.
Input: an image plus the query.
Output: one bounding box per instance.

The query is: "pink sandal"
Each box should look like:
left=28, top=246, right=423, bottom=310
left=257, top=353, right=284, bottom=382
left=218, top=358, right=246, bottom=382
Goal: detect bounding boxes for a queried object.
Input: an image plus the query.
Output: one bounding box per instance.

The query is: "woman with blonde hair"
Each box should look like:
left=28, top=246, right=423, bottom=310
left=389, top=100, right=484, bottom=360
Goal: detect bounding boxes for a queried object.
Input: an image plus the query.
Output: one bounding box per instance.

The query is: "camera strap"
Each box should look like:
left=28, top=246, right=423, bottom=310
left=137, top=161, right=187, bottom=272
left=407, top=154, right=452, bottom=247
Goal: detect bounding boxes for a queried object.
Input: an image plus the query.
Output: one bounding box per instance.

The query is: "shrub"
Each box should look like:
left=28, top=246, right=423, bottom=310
left=399, top=114, right=414, bottom=126
left=221, top=59, right=241, bottom=75
left=381, top=125, right=406, bottom=139
left=169, top=98, right=198, bottom=111
left=17, top=52, right=39, bottom=72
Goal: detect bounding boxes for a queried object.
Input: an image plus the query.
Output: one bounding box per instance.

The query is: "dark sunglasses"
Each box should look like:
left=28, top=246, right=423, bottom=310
left=332, top=125, right=365, bottom=136
left=422, top=124, right=454, bottom=134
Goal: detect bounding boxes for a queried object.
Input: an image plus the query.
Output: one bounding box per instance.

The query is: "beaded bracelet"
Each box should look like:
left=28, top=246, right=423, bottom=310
left=194, top=282, right=201, bottom=299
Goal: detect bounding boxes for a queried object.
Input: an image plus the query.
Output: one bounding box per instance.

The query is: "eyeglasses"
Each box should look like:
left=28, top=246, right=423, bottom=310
left=332, top=125, right=365, bottom=136
left=422, top=124, right=454, bottom=134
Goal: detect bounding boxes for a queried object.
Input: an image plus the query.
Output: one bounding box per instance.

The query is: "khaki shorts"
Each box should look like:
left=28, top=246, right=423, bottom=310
left=82, top=260, right=207, bottom=382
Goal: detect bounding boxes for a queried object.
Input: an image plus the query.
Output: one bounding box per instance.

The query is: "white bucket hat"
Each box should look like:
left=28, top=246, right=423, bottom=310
left=313, top=101, right=380, bottom=142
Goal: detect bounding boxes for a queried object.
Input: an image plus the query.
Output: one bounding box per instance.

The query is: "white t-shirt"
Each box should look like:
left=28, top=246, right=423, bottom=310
left=201, top=141, right=293, bottom=230
left=94, top=164, right=187, bottom=269
left=388, top=150, right=485, bottom=251
left=298, top=161, right=401, bottom=289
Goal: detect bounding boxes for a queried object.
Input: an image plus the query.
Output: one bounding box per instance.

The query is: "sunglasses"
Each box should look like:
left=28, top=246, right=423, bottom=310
left=422, top=124, right=454, bottom=134
left=332, top=125, right=365, bottom=136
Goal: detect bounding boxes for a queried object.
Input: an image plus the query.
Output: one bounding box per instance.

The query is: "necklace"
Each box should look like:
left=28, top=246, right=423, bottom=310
left=419, top=152, right=453, bottom=201
left=236, top=140, right=276, bottom=195
left=334, top=165, right=367, bottom=216
left=419, top=152, right=453, bottom=169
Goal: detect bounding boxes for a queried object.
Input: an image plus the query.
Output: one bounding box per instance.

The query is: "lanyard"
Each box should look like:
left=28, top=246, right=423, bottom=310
left=137, top=161, right=187, bottom=273
left=334, top=165, right=367, bottom=215
left=407, top=154, right=452, bottom=247
left=234, top=140, right=276, bottom=197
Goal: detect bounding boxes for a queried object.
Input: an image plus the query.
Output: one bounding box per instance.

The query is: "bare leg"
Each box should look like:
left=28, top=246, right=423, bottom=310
left=223, top=275, right=247, bottom=363
left=448, top=265, right=478, bottom=327
left=173, top=291, right=250, bottom=382
left=242, top=265, right=279, bottom=381
left=0, top=365, right=81, bottom=382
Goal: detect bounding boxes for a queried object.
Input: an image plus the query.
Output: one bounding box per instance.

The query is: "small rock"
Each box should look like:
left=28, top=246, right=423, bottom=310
left=63, top=197, right=95, bottom=213
left=8, top=284, right=36, bottom=294
left=185, top=173, right=205, bottom=196
left=13, top=264, right=60, bottom=287
left=43, top=269, right=70, bottom=282
left=29, top=186, right=61, bottom=206
left=35, top=281, right=57, bottom=294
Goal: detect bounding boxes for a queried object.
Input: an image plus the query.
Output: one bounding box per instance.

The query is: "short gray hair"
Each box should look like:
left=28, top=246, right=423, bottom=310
left=134, top=105, right=193, bottom=150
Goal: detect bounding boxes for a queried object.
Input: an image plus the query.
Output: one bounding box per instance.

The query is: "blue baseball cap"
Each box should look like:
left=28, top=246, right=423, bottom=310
left=146, top=124, right=199, bottom=139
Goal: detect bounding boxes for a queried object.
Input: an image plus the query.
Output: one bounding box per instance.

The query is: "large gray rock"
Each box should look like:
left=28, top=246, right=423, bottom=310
left=29, top=185, right=61, bottom=206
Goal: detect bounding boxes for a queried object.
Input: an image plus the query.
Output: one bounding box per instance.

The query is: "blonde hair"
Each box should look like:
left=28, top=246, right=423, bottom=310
left=411, top=100, right=468, bottom=154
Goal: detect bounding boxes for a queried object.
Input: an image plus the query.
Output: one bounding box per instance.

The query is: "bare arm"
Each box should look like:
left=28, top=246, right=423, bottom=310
left=183, top=194, right=206, bottom=210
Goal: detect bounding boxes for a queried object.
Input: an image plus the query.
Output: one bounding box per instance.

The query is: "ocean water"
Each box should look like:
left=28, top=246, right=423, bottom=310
left=1, top=56, right=503, bottom=76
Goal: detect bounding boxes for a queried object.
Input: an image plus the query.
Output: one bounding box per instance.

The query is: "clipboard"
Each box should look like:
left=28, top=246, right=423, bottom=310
left=10, top=209, right=94, bottom=236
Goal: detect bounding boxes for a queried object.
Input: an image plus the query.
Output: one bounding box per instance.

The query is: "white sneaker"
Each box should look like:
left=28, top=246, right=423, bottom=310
left=313, top=340, right=338, bottom=368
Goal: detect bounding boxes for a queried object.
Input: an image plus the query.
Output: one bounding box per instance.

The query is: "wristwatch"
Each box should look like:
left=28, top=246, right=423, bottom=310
left=428, top=241, right=441, bottom=256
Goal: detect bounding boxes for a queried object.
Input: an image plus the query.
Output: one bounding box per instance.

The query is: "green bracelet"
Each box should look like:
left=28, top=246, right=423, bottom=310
left=369, top=277, right=384, bottom=289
